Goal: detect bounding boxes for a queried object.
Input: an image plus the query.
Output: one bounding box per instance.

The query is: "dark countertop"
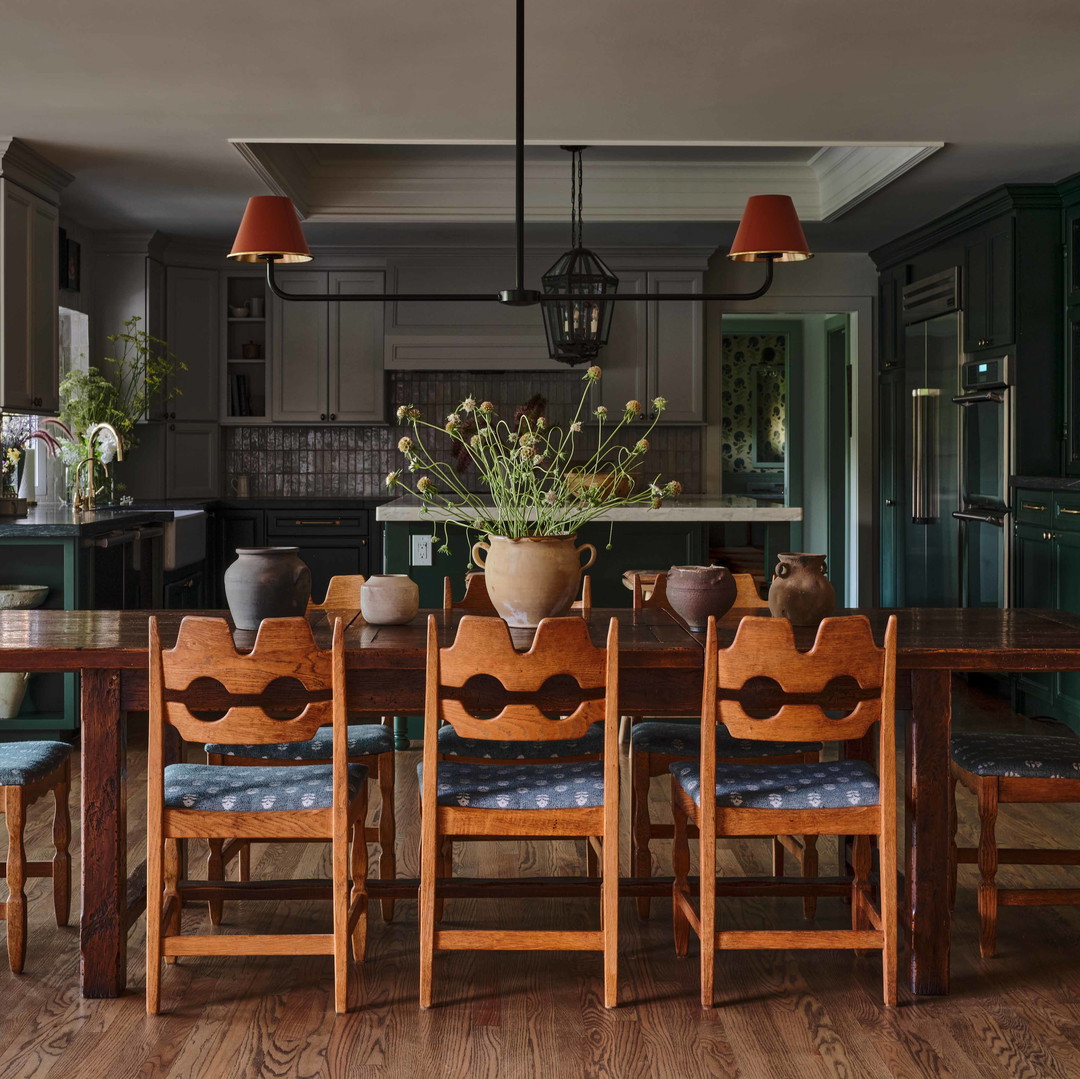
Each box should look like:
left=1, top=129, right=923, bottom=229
left=0, top=506, right=174, bottom=538
left=1011, top=476, right=1080, bottom=492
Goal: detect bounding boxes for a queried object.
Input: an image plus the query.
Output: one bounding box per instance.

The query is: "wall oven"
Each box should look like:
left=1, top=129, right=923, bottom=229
left=952, top=353, right=1012, bottom=608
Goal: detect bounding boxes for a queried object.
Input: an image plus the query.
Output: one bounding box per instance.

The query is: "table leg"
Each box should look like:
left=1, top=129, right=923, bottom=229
left=906, top=668, right=952, bottom=995
left=79, top=668, right=127, bottom=998
left=393, top=716, right=410, bottom=751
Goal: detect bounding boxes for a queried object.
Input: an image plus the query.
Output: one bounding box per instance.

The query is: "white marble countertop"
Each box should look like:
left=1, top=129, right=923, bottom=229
left=377, top=495, right=802, bottom=523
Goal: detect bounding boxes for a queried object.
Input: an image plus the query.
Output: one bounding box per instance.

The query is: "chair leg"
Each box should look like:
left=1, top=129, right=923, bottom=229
left=163, top=839, right=182, bottom=965
left=5, top=788, right=27, bottom=973
left=434, top=839, right=453, bottom=922
left=585, top=836, right=599, bottom=877
left=602, top=831, right=619, bottom=1009
left=879, top=832, right=898, bottom=1007
left=351, top=817, right=369, bottom=963
left=977, top=778, right=1000, bottom=959
left=377, top=751, right=396, bottom=922
left=948, top=773, right=959, bottom=912
left=630, top=749, right=653, bottom=921
left=333, top=810, right=352, bottom=1014
left=699, top=815, right=716, bottom=1009
left=419, top=815, right=439, bottom=1009
left=206, top=839, right=226, bottom=925
left=772, top=837, right=784, bottom=876
left=801, top=835, right=819, bottom=921
left=146, top=822, right=164, bottom=1014
left=238, top=841, right=251, bottom=882
left=671, top=784, right=691, bottom=960
left=851, top=835, right=872, bottom=957
left=52, top=763, right=71, bottom=927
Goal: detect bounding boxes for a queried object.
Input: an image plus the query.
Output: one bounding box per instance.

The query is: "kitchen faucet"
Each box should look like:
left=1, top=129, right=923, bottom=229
left=71, top=422, right=124, bottom=513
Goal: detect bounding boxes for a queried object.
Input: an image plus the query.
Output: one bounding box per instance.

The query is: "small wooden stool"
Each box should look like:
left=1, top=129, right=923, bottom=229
left=951, top=729, right=1080, bottom=958
left=1, top=741, right=72, bottom=972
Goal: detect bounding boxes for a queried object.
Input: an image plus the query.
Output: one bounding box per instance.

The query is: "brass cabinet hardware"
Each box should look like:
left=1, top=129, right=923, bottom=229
left=1022, top=502, right=1047, bottom=512
left=293, top=519, right=342, bottom=526
left=1059, top=507, right=1080, bottom=516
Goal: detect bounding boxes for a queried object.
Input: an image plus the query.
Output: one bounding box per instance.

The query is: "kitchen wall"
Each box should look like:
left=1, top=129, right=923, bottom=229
left=223, top=370, right=702, bottom=497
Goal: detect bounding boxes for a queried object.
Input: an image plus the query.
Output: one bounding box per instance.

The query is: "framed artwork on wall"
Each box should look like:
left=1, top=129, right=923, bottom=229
left=59, top=229, right=80, bottom=291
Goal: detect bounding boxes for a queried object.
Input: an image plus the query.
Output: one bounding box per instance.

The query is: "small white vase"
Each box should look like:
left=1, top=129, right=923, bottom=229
left=360, top=574, right=419, bottom=625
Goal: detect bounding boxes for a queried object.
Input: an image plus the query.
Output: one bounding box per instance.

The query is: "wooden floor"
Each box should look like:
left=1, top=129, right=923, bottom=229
left=4, top=681, right=1080, bottom=1078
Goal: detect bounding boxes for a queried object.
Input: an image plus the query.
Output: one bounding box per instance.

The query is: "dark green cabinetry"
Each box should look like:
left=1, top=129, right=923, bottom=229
left=1014, top=488, right=1080, bottom=731
left=878, top=369, right=904, bottom=607
left=163, top=562, right=207, bottom=609
left=878, top=265, right=906, bottom=371
left=963, top=219, right=1015, bottom=353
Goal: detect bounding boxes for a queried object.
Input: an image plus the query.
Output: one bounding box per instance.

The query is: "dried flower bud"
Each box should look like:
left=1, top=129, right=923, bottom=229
left=544, top=490, right=558, bottom=504
left=625, top=400, right=643, bottom=416
left=470, top=434, right=481, bottom=447
left=446, top=412, right=461, bottom=426
left=395, top=404, right=420, bottom=424
left=651, top=497, right=663, bottom=509
left=536, top=416, right=547, bottom=429
left=594, top=405, right=608, bottom=418
left=397, top=436, right=412, bottom=453
left=479, top=400, right=495, bottom=414
left=664, top=479, right=683, bottom=497
left=585, top=365, right=602, bottom=381
left=652, top=396, right=668, bottom=412
left=462, top=396, right=477, bottom=413
left=384, top=470, right=401, bottom=489
left=417, top=475, right=435, bottom=494
left=570, top=421, right=583, bottom=433
left=634, top=438, right=650, bottom=454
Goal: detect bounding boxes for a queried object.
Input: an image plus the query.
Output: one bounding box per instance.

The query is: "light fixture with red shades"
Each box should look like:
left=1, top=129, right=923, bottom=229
left=227, top=0, right=812, bottom=366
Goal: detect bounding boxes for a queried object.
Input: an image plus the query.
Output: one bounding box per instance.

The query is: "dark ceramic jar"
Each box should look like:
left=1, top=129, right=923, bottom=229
left=665, top=565, right=738, bottom=631
left=767, top=552, right=835, bottom=626
left=224, top=547, right=311, bottom=631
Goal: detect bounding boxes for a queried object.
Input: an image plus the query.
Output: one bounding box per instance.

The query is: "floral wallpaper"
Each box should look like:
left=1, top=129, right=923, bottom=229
left=721, top=333, right=787, bottom=473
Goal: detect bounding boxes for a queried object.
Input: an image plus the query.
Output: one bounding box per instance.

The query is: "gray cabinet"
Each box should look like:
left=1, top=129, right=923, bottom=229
left=0, top=179, right=59, bottom=412
left=166, top=266, right=220, bottom=422
left=272, top=270, right=384, bottom=423
left=165, top=421, right=219, bottom=498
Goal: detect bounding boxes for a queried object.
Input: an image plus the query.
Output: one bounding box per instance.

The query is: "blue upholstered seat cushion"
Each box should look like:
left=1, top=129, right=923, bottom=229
left=437, top=722, right=603, bottom=761
left=670, top=759, right=880, bottom=810
left=630, top=721, right=821, bottom=758
left=951, top=730, right=1080, bottom=778
left=0, top=740, right=71, bottom=786
left=417, top=760, right=604, bottom=809
left=205, top=723, right=393, bottom=761
left=163, top=762, right=369, bottom=812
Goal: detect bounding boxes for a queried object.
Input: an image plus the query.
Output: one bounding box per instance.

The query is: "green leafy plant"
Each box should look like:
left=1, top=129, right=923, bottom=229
left=386, top=365, right=681, bottom=553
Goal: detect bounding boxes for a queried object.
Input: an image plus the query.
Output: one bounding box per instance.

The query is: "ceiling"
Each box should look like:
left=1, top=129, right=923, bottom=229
left=3, top=0, right=1080, bottom=254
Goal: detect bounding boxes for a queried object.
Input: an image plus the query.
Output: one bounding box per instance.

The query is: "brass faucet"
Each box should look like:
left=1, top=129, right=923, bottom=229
left=71, top=422, right=124, bottom=513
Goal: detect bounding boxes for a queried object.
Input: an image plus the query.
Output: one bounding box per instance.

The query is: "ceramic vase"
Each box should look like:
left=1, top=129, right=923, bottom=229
left=664, top=565, right=738, bottom=631
left=472, top=534, right=597, bottom=628
left=224, top=547, right=311, bottom=631
left=0, top=671, right=29, bottom=719
left=768, top=552, right=836, bottom=626
left=360, top=574, right=419, bottom=625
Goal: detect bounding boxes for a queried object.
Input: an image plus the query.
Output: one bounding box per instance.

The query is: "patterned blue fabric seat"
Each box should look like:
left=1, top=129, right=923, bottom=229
left=205, top=723, right=393, bottom=761
left=164, top=762, right=369, bottom=812
left=631, top=721, right=821, bottom=758
left=951, top=731, right=1080, bottom=779
left=437, top=722, right=603, bottom=761
left=670, top=759, right=879, bottom=810
left=0, top=741, right=72, bottom=786
left=418, top=759, right=604, bottom=810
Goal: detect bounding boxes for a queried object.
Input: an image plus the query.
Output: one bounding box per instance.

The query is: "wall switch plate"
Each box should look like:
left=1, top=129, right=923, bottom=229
left=411, top=534, right=433, bottom=567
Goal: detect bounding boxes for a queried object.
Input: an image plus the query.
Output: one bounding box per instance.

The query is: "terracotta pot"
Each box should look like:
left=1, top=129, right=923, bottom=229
left=224, top=547, right=311, bottom=631
left=664, top=565, right=737, bottom=631
left=768, top=552, right=835, bottom=626
left=360, top=574, right=419, bottom=625
left=471, top=534, right=597, bottom=628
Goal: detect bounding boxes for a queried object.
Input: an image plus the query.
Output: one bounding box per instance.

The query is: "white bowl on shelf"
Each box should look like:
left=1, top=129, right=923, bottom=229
left=0, top=584, right=49, bottom=609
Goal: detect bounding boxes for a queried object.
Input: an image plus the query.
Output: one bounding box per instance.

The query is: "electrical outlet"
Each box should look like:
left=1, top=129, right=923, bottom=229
left=411, top=534, right=433, bottom=567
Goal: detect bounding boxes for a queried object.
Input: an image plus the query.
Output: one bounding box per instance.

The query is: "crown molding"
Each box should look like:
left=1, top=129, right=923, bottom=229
left=0, top=137, right=74, bottom=205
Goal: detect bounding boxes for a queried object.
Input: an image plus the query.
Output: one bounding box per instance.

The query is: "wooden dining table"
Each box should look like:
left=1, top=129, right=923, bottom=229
left=3, top=603, right=1080, bottom=1002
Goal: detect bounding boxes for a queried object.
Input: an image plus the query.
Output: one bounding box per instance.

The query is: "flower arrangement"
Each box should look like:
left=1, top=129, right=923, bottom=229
left=0, top=413, right=67, bottom=497
left=386, top=365, right=681, bottom=553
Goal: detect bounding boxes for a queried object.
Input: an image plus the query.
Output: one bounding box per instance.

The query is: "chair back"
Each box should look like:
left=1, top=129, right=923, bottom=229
left=425, top=614, right=618, bottom=744
left=309, top=575, right=365, bottom=610
left=445, top=572, right=592, bottom=614
left=633, top=570, right=765, bottom=610
left=149, top=616, right=343, bottom=748
left=708, top=615, right=896, bottom=746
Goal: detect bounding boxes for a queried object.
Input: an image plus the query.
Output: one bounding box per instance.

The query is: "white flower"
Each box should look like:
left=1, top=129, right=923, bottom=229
left=446, top=412, right=461, bottom=425
left=594, top=405, right=608, bottom=418
left=384, top=470, right=401, bottom=489
left=652, top=396, right=668, bottom=412
left=417, top=475, right=435, bottom=494
left=544, top=490, right=558, bottom=504
left=462, top=396, right=477, bottom=413
left=570, top=421, right=583, bottom=433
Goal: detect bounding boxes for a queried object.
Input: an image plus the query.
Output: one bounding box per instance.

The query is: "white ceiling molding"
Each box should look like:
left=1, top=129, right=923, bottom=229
left=231, top=140, right=941, bottom=225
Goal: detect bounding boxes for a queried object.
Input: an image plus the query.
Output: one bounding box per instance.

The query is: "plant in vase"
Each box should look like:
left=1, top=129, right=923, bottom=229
left=0, top=413, right=67, bottom=507
left=57, top=316, right=185, bottom=500
left=386, top=364, right=681, bottom=627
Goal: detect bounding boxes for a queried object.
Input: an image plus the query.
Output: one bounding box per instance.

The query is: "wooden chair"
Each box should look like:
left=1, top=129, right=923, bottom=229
left=206, top=573, right=397, bottom=921
left=419, top=615, right=620, bottom=1008
left=442, top=572, right=591, bottom=613
left=628, top=571, right=822, bottom=921
left=0, top=742, right=71, bottom=972
left=672, top=615, right=899, bottom=1007
left=146, top=616, right=368, bottom=1014
left=950, top=729, right=1080, bottom=958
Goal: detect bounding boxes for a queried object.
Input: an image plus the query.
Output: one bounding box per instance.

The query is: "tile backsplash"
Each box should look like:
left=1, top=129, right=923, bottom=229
left=223, top=371, right=702, bottom=497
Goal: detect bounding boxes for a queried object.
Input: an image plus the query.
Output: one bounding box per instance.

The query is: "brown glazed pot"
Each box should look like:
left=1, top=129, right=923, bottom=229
left=768, top=552, right=836, bottom=626
left=471, top=534, right=597, bottom=628
left=664, top=565, right=738, bottom=631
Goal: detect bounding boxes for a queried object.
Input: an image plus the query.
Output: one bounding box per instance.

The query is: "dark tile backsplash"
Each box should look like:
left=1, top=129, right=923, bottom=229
left=223, top=371, right=702, bottom=497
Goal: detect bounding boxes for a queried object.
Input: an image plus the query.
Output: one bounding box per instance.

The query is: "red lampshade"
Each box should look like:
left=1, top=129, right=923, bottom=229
left=227, top=196, right=313, bottom=263
left=728, top=195, right=812, bottom=263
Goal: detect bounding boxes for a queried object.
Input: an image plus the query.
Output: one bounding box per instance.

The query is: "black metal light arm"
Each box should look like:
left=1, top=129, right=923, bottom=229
left=264, top=253, right=775, bottom=305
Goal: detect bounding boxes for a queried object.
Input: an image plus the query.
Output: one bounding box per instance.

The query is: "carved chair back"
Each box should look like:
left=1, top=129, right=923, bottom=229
left=309, top=575, right=365, bottom=610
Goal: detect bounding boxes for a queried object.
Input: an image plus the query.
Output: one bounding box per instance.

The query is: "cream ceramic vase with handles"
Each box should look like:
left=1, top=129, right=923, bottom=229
left=472, top=534, right=597, bottom=628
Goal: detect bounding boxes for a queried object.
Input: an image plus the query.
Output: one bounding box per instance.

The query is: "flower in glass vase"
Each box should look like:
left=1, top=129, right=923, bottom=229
left=385, top=365, right=681, bottom=627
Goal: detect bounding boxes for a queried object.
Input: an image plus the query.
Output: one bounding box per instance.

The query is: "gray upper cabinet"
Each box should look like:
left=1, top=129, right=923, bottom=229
left=166, top=265, right=219, bottom=422
left=594, top=271, right=647, bottom=414
left=0, top=179, right=59, bottom=412
left=272, top=270, right=384, bottom=423
left=647, top=270, right=704, bottom=422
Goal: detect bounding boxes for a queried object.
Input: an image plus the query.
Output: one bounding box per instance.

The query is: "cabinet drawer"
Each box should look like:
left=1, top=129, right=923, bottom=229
left=1054, top=492, right=1080, bottom=531
left=266, top=511, right=368, bottom=536
left=1015, top=491, right=1052, bottom=527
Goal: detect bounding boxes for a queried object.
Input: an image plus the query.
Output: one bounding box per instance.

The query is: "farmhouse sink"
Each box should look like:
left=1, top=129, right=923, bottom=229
left=159, top=509, right=207, bottom=571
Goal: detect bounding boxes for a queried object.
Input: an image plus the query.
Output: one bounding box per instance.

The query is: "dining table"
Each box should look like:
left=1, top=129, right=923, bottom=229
left=3, top=603, right=1080, bottom=1001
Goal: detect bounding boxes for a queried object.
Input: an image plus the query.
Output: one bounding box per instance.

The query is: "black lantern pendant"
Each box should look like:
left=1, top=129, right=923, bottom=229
left=541, top=147, right=619, bottom=365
